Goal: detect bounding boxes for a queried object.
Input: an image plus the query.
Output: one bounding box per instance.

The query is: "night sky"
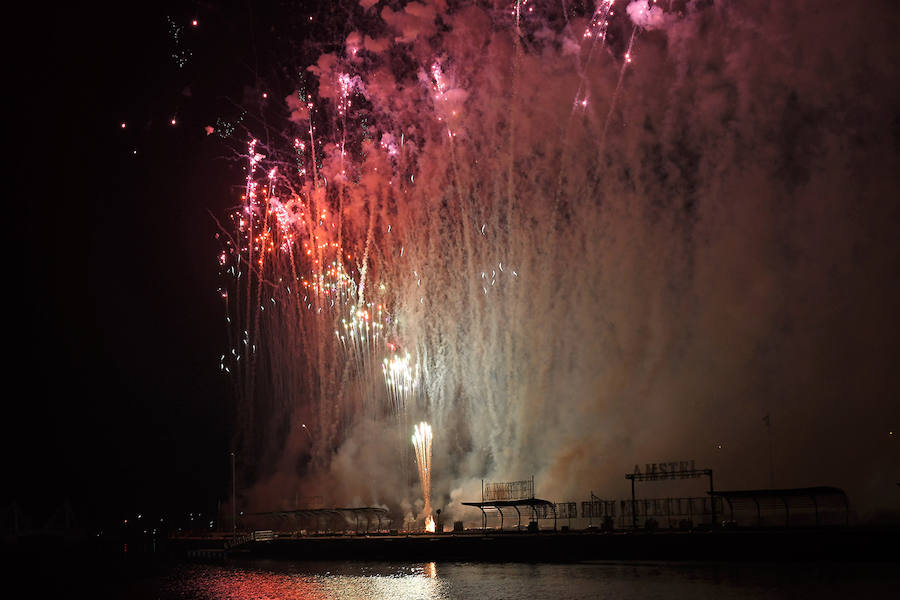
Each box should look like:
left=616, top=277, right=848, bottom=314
left=7, top=0, right=900, bottom=531
left=9, top=3, right=251, bottom=523
left=9, top=0, right=358, bottom=526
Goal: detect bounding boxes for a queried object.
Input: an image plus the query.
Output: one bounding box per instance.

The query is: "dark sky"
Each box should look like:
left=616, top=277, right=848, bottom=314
left=8, top=0, right=355, bottom=527
left=6, top=0, right=368, bottom=529
left=8, top=3, right=251, bottom=524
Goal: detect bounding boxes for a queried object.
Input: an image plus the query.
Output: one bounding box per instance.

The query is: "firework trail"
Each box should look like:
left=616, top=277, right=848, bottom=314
left=383, top=350, right=420, bottom=497
left=412, top=422, right=434, bottom=532
left=383, top=352, right=419, bottom=416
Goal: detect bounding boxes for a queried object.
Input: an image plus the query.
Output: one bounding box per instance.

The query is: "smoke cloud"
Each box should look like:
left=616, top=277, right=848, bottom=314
left=227, top=0, right=900, bottom=526
left=626, top=1, right=669, bottom=30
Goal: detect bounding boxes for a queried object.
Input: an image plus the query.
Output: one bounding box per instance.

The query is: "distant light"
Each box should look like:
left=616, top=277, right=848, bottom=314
left=120, top=122, right=127, bottom=129
left=192, top=19, right=198, bottom=27
left=262, top=92, right=268, bottom=99
left=171, top=118, right=177, bottom=126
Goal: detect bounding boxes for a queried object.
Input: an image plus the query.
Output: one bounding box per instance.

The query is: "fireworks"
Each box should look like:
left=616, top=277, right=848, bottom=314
left=383, top=352, right=419, bottom=416
left=216, top=0, right=682, bottom=514
left=412, top=422, right=434, bottom=532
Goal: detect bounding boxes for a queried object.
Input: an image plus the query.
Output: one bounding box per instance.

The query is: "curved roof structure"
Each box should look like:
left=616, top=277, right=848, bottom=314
left=709, top=487, right=849, bottom=527
left=462, top=498, right=558, bottom=530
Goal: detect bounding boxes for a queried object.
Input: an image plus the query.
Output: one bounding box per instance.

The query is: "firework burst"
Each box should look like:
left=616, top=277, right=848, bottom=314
left=216, top=0, right=699, bottom=517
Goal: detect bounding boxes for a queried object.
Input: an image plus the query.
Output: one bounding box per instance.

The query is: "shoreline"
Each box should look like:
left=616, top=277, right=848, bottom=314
left=171, top=527, right=899, bottom=563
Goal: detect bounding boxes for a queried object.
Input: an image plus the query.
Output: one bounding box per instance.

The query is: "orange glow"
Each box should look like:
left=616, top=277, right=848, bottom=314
left=424, top=562, right=437, bottom=578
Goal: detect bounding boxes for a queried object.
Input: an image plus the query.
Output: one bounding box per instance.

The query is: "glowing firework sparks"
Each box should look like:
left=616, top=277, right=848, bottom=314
left=216, top=0, right=626, bottom=505
left=412, top=422, right=434, bottom=532
left=383, top=352, right=419, bottom=415
left=192, top=0, right=900, bottom=541
left=218, top=131, right=395, bottom=464
left=215, top=0, right=708, bottom=521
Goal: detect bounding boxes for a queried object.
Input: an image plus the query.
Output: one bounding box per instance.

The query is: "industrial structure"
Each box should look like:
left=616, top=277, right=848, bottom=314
left=243, top=507, right=390, bottom=534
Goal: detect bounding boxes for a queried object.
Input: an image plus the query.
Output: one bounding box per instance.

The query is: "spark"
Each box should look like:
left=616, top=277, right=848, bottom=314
left=383, top=352, right=419, bottom=415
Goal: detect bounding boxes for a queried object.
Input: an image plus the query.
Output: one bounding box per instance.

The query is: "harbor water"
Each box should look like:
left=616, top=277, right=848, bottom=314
left=63, top=558, right=899, bottom=599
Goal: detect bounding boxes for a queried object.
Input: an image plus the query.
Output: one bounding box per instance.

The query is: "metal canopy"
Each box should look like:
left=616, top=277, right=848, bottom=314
left=462, top=499, right=557, bottom=531
left=709, top=487, right=849, bottom=527
left=247, top=507, right=390, bottom=533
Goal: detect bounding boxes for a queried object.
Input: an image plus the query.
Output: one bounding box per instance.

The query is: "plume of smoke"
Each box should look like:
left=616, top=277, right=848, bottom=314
left=222, top=0, right=900, bottom=523
left=626, top=1, right=670, bottom=30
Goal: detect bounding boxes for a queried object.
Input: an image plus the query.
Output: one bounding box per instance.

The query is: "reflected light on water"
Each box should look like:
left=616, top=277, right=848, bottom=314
left=158, top=559, right=900, bottom=600
left=172, top=563, right=446, bottom=600
left=424, top=562, right=437, bottom=579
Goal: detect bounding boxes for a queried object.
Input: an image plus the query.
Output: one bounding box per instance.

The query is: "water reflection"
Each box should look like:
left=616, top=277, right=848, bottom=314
left=167, top=561, right=447, bottom=600
left=160, top=560, right=898, bottom=600
left=424, top=562, right=437, bottom=579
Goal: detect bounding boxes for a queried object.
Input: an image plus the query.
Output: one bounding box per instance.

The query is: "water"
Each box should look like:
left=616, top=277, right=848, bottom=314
left=106, top=559, right=897, bottom=599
